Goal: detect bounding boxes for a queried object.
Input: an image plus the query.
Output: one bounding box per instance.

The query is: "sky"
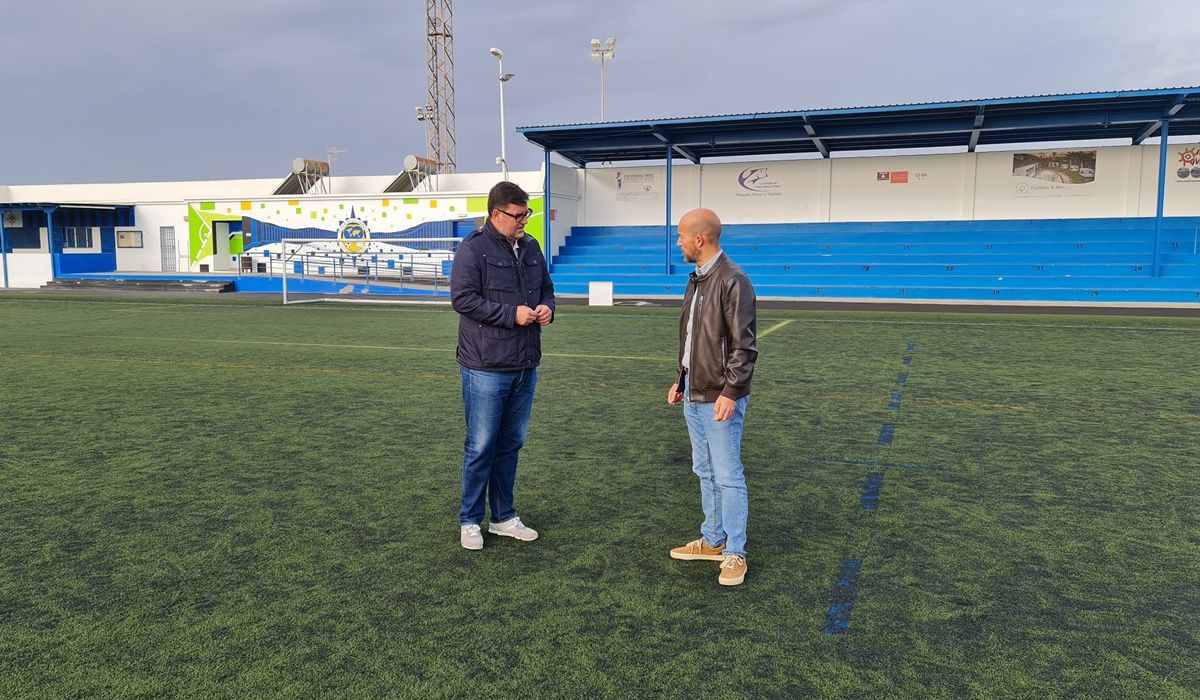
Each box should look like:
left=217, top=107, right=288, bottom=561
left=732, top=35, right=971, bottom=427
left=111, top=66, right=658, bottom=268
left=1, top=0, right=1197, bottom=185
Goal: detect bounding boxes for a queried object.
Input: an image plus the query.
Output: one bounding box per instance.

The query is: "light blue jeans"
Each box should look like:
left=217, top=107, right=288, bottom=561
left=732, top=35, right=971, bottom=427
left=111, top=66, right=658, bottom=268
left=682, top=377, right=750, bottom=558
left=459, top=366, right=537, bottom=525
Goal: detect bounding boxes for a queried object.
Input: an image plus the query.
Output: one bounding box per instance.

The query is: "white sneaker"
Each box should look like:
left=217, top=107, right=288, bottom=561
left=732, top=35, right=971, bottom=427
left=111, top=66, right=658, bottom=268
left=460, top=524, right=483, bottom=550
left=488, top=516, right=538, bottom=541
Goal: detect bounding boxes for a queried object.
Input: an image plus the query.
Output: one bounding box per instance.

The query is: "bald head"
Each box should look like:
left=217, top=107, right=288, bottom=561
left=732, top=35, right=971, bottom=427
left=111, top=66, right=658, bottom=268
left=676, top=208, right=723, bottom=265
left=679, top=208, right=722, bottom=245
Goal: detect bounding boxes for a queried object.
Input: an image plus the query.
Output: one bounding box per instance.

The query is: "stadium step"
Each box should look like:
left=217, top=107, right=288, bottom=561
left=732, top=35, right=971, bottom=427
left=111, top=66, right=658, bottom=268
left=547, top=216, right=1200, bottom=303
left=42, top=278, right=234, bottom=293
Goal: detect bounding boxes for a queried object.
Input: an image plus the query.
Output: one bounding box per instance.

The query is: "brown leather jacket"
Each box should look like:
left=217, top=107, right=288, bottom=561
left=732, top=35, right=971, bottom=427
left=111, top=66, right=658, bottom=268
left=675, top=253, right=758, bottom=402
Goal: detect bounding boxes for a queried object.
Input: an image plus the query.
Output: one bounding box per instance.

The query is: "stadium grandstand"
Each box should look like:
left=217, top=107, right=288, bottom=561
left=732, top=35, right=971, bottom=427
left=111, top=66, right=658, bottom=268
left=2, top=86, right=1198, bottom=306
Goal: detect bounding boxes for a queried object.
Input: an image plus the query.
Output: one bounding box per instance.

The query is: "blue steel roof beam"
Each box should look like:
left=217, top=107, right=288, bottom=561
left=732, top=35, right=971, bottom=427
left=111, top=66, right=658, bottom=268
left=516, top=87, right=1199, bottom=133
left=967, top=106, right=986, bottom=152
left=801, top=116, right=829, bottom=158
left=650, top=127, right=700, bottom=164
left=558, top=151, right=589, bottom=167
left=1133, top=93, right=1191, bottom=144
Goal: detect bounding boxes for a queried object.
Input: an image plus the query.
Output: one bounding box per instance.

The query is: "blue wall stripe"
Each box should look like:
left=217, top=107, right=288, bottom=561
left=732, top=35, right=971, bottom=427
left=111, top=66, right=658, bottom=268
left=878, top=423, right=895, bottom=445
left=822, top=559, right=863, bottom=635
left=860, top=472, right=884, bottom=511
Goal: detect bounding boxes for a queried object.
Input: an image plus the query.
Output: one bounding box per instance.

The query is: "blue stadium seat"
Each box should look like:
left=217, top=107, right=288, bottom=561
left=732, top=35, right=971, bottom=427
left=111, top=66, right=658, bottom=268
left=549, top=217, right=1200, bottom=302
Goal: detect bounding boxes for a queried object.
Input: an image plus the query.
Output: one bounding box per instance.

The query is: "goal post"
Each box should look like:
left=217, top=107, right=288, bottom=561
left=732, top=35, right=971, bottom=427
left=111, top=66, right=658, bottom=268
left=276, top=237, right=459, bottom=305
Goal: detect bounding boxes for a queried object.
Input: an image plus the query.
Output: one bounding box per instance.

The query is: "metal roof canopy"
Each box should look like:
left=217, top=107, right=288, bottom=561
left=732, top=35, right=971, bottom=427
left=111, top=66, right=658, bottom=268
left=518, top=87, right=1199, bottom=166
left=0, top=202, right=131, bottom=210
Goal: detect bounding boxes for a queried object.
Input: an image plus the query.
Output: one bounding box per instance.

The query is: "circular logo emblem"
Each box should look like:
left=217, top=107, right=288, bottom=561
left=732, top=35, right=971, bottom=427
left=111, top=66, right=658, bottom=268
left=338, top=218, right=369, bottom=253
left=1015, top=182, right=1030, bottom=194
left=1179, top=168, right=1192, bottom=179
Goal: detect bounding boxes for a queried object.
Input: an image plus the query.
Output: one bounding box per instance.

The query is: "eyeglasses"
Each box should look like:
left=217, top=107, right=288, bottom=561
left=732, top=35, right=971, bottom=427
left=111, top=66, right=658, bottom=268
left=494, top=208, right=534, bottom=222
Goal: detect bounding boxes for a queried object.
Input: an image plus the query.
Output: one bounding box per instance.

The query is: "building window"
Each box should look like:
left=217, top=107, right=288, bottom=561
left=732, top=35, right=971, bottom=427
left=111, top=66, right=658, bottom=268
left=10, top=229, right=40, bottom=249
left=64, top=226, right=94, bottom=249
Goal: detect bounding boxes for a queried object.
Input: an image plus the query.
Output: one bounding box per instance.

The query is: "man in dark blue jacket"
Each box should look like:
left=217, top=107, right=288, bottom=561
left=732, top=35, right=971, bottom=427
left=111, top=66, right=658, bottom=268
left=450, top=181, right=555, bottom=550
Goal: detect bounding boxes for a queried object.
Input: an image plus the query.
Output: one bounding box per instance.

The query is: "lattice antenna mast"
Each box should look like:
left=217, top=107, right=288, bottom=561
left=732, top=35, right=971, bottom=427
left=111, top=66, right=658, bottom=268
left=425, top=0, right=456, bottom=173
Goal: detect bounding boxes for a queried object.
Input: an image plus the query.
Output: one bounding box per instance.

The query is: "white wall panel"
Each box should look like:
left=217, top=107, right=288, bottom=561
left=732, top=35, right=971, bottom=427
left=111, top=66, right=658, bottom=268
left=699, top=160, right=827, bottom=223
left=974, top=146, right=1133, bottom=220
left=4, top=253, right=52, bottom=288
left=829, top=153, right=969, bottom=222
left=582, top=165, right=699, bottom=226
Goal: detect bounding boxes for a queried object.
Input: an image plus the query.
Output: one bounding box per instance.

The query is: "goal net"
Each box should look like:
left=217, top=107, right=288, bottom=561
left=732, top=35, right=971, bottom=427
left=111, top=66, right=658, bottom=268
left=274, top=237, right=458, bottom=305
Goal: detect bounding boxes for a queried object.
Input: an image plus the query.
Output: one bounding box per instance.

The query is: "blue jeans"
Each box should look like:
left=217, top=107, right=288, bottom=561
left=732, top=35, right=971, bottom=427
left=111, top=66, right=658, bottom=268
left=459, top=366, right=538, bottom=525
left=682, top=378, right=750, bottom=558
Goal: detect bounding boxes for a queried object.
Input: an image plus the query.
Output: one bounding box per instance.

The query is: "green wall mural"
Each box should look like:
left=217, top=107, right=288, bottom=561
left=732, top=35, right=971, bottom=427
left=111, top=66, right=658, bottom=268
left=188, top=205, right=243, bottom=266
left=184, top=193, right=543, bottom=267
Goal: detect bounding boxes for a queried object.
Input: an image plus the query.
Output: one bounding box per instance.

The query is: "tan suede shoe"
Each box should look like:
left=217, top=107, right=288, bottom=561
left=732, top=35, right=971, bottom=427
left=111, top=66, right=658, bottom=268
left=719, top=555, right=747, bottom=586
left=669, top=538, right=726, bottom=561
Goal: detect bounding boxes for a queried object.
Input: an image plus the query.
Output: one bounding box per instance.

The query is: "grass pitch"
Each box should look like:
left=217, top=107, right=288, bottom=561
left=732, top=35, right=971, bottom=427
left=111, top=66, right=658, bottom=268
left=0, top=295, right=1197, bottom=698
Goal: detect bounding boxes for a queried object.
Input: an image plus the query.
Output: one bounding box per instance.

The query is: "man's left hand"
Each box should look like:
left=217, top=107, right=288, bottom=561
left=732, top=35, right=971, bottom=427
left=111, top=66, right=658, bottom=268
left=534, top=304, right=553, bottom=326
left=713, top=396, right=736, bottom=422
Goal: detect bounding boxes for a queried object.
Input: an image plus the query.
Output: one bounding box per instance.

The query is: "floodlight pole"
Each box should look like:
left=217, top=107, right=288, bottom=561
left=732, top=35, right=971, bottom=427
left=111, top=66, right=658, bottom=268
left=490, top=47, right=512, bottom=181
left=590, top=38, right=615, bottom=121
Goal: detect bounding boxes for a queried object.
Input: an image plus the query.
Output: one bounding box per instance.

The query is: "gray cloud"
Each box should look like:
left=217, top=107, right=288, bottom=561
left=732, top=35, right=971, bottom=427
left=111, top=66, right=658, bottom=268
left=1, top=0, right=1197, bottom=184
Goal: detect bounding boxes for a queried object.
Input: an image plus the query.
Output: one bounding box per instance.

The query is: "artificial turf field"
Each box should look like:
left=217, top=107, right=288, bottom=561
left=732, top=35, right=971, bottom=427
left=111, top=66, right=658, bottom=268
left=0, top=294, right=1197, bottom=698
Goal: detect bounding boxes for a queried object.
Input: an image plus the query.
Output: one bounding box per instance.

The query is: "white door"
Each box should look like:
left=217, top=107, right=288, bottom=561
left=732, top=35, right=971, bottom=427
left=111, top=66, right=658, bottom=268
left=160, top=227, right=176, bottom=271
left=213, top=222, right=232, bottom=271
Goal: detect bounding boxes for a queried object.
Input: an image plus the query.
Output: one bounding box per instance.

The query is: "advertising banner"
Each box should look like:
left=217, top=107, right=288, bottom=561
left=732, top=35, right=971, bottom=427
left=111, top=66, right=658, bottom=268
left=1012, top=150, right=1097, bottom=198
left=615, top=171, right=661, bottom=202
left=1175, top=146, right=1200, bottom=183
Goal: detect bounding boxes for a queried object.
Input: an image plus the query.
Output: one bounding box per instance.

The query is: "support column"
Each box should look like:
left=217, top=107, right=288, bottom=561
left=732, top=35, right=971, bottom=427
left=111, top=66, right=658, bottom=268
left=665, top=143, right=673, bottom=275
left=0, top=209, right=8, bottom=289
left=544, top=149, right=553, bottom=270
left=44, top=207, right=59, bottom=280
left=1152, top=119, right=1170, bottom=277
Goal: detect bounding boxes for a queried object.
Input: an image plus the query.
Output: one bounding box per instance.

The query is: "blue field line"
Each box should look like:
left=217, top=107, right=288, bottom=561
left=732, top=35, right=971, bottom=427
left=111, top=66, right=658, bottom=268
left=906, top=342, right=915, bottom=351
left=807, top=456, right=955, bottom=473
left=901, top=356, right=912, bottom=366
left=822, top=559, right=863, bottom=635
left=878, top=424, right=895, bottom=446
left=887, top=392, right=902, bottom=409
left=860, top=473, right=885, bottom=511
left=897, top=372, right=908, bottom=385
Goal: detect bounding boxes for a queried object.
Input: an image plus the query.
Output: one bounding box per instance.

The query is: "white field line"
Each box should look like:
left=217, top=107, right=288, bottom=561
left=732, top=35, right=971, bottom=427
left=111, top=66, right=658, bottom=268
left=1, top=297, right=1198, bottom=332
left=20, top=333, right=676, bottom=363
left=759, top=320, right=794, bottom=338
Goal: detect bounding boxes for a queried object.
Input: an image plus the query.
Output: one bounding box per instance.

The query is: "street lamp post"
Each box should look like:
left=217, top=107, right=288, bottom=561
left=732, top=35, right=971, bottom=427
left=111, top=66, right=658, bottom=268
left=589, top=37, right=615, bottom=121
left=489, top=47, right=515, bottom=181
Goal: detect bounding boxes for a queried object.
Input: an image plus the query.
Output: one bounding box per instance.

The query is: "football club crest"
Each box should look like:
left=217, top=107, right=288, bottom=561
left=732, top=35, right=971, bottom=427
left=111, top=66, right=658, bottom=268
left=337, top=209, right=370, bottom=253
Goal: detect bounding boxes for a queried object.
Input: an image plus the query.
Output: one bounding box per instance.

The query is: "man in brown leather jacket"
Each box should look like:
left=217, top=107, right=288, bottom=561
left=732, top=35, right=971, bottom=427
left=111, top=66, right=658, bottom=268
left=666, top=208, right=758, bottom=586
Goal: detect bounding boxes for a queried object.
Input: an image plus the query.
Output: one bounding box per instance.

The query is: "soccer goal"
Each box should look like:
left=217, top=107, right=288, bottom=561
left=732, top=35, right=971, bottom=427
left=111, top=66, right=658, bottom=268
left=274, top=238, right=458, bottom=305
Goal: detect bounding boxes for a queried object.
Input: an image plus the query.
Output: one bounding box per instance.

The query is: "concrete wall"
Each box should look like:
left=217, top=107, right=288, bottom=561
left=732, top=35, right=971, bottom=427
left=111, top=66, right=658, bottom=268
left=5, top=252, right=51, bottom=288
left=117, top=204, right=190, bottom=272
left=576, top=142, right=1200, bottom=226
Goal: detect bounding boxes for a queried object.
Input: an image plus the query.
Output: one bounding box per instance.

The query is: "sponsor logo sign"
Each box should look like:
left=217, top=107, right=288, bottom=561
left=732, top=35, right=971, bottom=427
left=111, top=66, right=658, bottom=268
left=615, top=171, right=661, bottom=201
left=876, top=170, right=925, bottom=184
left=735, top=167, right=783, bottom=198
left=1177, top=148, right=1200, bottom=182
left=1012, top=150, right=1096, bottom=197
